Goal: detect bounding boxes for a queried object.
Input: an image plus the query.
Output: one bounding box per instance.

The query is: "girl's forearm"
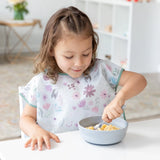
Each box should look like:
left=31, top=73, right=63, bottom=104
left=19, top=116, right=41, bottom=137
left=116, top=73, right=147, bottom=104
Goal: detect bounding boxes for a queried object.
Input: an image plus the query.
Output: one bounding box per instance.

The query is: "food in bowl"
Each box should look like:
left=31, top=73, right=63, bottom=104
left=78, top=116, right=128, bottom=145
left=86, top=124, right=120, bottom=131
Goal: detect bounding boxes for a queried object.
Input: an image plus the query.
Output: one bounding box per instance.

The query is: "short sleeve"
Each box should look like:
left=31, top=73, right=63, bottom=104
left=99, top=59, right=124, bottom=91
left=19, top=76, right=38, bottom=108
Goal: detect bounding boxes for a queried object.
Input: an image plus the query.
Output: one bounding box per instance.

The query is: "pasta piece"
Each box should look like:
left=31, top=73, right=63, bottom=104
left=86, top=126, right=94, bottom=130
left=86, top=123, right=119, bottom=131
left=101, top=124, right=107, bottom=130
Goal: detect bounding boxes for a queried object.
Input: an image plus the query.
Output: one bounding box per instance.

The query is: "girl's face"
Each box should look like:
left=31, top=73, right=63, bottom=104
left=53, top=35, right=92, bottom=78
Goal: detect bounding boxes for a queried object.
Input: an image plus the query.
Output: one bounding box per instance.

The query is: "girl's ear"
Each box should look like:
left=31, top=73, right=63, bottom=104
left=49, top=52, right=54, bottom=57
left=49, top=48, right=54, bottom=56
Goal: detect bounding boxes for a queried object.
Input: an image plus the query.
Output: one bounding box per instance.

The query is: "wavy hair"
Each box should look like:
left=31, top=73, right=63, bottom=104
left=34, top=6, right=99, bottom=83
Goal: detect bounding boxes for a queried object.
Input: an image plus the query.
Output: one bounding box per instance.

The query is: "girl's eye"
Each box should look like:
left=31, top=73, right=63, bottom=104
left=65, top=56, right=73, bottom=59
left=83, top=53, right=90, bottom=57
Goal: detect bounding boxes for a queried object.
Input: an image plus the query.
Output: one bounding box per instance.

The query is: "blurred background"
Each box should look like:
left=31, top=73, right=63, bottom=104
left=0, top=0, right=160, bottom=140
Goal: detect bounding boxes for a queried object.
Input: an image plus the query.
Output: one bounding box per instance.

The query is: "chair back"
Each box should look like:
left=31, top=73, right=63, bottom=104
left=18, top=86, right=28, bottom=140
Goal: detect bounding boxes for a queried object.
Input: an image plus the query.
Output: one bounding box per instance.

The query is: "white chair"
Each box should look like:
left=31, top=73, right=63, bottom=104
left=18, top=86, right=28, bottom=140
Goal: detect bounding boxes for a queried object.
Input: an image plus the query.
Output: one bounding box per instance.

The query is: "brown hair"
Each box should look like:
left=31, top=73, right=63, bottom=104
left=34, top=6, right=99, bottom=82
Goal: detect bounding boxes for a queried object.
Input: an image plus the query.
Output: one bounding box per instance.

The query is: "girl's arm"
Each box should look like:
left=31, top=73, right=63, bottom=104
left=19, top=104, right=60, bottom=151
left=117, top=71, right=147, bottom=101
left=102, top=71, right=147, bottom=122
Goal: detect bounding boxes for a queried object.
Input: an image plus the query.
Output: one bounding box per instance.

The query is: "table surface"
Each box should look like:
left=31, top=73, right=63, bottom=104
left=0, top=19, right=42, bottom=27
left=0, top=118, right=160, bottom=160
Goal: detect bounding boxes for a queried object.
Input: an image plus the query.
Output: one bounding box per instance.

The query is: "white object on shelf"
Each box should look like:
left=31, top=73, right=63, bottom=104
left=73, top=0, right=160, bottom=73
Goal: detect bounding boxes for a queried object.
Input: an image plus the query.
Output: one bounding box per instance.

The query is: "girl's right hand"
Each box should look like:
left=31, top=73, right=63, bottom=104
left=24, top=127, right=60, bottom=151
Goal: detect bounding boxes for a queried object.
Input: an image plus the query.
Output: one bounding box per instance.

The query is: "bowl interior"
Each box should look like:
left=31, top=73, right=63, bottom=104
left=79, top=116, right=127, bottom=130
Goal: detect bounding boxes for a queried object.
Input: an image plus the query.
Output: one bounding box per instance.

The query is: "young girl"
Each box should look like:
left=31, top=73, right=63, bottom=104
left=19, top=6, right=147, bottom=151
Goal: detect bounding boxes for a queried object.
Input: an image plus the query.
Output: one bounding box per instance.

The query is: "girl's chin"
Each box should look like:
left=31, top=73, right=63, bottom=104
left=70, top=74, right=82, bottom=78
left=68, top=72, right=83, bottom=78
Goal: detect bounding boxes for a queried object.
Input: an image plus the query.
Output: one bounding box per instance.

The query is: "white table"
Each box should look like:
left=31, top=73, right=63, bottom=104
left=0, top=118, right=160, bottom=160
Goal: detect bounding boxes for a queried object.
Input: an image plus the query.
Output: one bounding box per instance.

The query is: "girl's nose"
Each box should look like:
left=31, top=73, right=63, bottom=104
left=74, top=57, right=83, bottom=66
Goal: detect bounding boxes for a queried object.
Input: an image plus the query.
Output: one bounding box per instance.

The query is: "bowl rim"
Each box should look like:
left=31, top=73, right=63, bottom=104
left=78, top=116, right=128, bottom=132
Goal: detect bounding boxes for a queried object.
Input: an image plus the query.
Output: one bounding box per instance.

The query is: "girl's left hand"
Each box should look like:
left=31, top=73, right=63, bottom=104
left=102, top=101, right=124, bottom=123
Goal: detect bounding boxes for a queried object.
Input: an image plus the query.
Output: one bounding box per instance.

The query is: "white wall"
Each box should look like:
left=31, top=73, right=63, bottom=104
left=0, top=0, right=160, bottom=73
left=129, top=3, right=160, bottom=73
left=0, top=0, right=72, bottom=54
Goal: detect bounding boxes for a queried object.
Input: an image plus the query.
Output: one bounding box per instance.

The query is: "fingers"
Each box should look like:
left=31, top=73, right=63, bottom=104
left=109, top=109, right=121, bottom=119
left=50, top=133, right=60, bottom=143
left=38, top=137, right=43, bottom=151
left=31, top=139, right=37, bottom=150
left=24, top=133, right=60, bottom=151
left=43, top=133, right=60, bottom=150
left=102, top=106, right=124, bottom=122
left=102, top=114, right=112, bottom=123
left=25, top=138, right=42, bottom=151
left=24, top=138, right=32, bottom=148
left=42, top=136, right=50, bottom=149
left=115, top=107, right=123, bottom=115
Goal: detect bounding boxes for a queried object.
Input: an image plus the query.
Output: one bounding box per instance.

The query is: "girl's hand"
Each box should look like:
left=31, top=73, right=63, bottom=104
left=24, top=127, right=60, bottom=151
left=102, top=101, right=124, bottom=123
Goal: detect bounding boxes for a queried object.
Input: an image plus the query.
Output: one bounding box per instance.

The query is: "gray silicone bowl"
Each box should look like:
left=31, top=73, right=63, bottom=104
left=78, top=116, right=128, bottom=145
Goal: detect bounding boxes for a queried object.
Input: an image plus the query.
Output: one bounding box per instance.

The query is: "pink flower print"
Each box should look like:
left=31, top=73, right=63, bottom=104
left=106, top=64, right=112, bottom=71
left=45, top=85, right=52, bottom=92
left=83, top=85, right=96, bottom=97
left=76, top=80, right=80, bottom=84
left=103, top=103, right=107, bottom=108
left=75, top=123, right=78, bottom=127
left=43, top=94, right=47, bottom=101
left=63, top=82, right=67, bottom=86
left=68, top=83, right=75, bottom=90
left=43, top=103, right=50, bottom=110
left=43, top=74, right=49, bottom=81
left=72, top=106, right=76, bottom=110
left=72, top=92, right=80, bottom=99
left=78, top=100, right=86, bottom=108
left=101, top=90, right=107, bottom=99
left=92, top=106, right=99, bottom=113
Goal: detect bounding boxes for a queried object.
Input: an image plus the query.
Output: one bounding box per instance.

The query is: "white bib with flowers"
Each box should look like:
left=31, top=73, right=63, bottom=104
left=20, top=59, right=123, bottom=133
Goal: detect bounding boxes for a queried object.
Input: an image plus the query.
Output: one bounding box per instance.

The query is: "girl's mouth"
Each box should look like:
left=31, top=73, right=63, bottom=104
left=73, top=69, right=81, bottom=72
